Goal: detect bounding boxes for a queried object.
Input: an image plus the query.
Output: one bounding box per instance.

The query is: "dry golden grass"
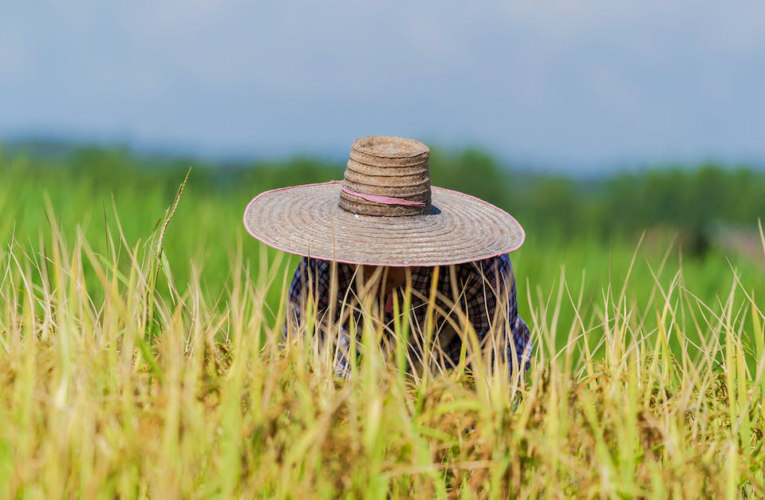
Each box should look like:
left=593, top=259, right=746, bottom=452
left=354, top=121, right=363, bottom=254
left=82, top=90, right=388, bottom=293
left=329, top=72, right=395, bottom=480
left=1, top=197, right=765, bottom=498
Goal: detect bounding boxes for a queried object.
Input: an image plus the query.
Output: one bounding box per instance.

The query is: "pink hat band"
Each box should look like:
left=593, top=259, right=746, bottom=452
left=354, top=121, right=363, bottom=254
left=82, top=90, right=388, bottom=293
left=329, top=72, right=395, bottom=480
left=340, top=185, right=427, bottom=208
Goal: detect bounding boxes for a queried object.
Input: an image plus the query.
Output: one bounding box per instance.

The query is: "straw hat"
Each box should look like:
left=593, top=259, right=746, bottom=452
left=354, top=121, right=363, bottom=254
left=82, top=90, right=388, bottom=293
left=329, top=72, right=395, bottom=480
left=243, top=136, right=525, bottom=267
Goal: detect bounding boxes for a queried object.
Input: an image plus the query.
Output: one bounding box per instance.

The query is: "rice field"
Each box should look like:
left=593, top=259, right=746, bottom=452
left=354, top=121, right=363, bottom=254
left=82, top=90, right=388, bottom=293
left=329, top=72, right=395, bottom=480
left=2, top=157, right=765, bottom=497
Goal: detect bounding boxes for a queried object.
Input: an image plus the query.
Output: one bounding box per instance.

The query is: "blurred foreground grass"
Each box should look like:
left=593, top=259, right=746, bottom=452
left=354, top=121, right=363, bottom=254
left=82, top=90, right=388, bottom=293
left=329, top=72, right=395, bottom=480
left=1, top=147, right=765, bottom=496
left=2, top=196, right=765, bottom=497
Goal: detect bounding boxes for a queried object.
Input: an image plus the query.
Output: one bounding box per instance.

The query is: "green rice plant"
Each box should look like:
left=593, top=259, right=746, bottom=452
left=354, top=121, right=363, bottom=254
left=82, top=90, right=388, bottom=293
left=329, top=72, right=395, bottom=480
left=0, top=184, right=764, bottom=498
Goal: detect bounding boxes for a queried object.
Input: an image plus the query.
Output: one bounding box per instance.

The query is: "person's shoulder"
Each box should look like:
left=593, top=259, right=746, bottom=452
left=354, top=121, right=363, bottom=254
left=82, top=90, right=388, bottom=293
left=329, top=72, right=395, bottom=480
left=298, top=257, right=356, bottom=286
left=460, top=253, right=511, bottom=272
left=455, top=254, right=514, bottom=289
left=480, top=253, right=511, bottom=266
left=295, top=256, right=331, bottom=277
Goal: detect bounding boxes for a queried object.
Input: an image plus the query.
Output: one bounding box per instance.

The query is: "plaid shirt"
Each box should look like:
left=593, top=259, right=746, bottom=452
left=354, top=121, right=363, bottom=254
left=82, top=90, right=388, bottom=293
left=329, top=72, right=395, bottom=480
left=285, top=254, right=532, bottom=377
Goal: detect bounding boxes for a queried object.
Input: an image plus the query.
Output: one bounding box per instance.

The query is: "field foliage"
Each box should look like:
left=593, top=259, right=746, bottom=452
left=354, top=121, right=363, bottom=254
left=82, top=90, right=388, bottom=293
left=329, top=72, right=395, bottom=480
left=1, top=146, right=765, bottom=497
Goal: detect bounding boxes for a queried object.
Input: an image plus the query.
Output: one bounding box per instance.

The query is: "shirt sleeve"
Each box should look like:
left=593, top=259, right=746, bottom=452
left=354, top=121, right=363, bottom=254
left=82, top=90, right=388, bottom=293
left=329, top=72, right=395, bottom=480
left=285, top=258, right=353, bottom=379
left=459, top=254, right=532, bottom=371
left=285, top=257, right=332, bottom=336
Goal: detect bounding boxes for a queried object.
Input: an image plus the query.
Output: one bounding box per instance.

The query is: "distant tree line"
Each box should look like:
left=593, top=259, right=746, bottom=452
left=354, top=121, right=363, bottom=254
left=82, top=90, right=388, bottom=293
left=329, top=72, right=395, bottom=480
left=3, top=143, right=765, bottom=252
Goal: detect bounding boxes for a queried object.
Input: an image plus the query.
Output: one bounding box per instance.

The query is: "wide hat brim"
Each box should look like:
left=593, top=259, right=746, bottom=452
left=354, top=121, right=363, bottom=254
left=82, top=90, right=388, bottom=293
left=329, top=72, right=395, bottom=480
left=243, top=181, right=525, bottom=267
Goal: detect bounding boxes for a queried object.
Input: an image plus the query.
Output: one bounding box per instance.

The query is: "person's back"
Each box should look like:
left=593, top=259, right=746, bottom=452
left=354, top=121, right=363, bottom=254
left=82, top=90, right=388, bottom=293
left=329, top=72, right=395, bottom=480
left=285, top=254, right=531, bottom=378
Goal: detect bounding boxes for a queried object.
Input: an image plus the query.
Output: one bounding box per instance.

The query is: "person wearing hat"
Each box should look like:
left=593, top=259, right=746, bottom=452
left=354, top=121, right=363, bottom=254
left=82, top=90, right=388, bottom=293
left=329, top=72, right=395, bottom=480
left=244, top=136, right=531, bottom=378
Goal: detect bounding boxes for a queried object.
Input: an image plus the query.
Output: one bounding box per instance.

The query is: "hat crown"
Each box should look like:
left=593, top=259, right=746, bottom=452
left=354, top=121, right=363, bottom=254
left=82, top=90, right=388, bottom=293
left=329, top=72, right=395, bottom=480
left=339, top=136, right=431, bottom=217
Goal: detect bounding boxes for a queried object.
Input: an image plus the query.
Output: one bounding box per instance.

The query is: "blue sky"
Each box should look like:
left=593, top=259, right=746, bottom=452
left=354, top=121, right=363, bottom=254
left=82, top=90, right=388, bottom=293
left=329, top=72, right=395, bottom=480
left=1, top=0, right=763, bottom=171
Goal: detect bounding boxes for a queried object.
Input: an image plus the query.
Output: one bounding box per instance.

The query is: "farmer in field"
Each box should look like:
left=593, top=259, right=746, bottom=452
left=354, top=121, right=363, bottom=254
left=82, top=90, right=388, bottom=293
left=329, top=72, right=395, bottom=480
left=243, top=136, right=531, bottom=378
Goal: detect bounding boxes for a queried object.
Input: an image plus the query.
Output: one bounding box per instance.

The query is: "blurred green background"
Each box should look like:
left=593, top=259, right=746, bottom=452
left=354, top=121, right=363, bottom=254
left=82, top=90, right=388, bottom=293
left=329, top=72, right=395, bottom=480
left=2, top=142, right=763, bottom=340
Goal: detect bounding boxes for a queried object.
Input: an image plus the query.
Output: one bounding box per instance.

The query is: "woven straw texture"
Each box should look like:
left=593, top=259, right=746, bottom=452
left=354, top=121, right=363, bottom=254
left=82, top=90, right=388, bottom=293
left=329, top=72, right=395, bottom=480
left=243, top=182, right=524, bottom=267
left=340, top=136, right=432, bottom=216
left=243, top=136, right=524, bottom=266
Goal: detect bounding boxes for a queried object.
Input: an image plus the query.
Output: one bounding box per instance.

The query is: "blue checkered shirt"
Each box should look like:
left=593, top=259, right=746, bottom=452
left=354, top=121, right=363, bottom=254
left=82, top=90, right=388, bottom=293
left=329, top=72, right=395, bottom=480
left=285, top=254, right=532, bottom=377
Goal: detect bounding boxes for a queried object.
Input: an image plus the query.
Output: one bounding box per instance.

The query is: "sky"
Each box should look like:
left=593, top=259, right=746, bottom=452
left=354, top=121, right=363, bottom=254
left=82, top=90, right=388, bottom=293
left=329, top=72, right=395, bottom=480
left=1, top=0, right=764, bottom=171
